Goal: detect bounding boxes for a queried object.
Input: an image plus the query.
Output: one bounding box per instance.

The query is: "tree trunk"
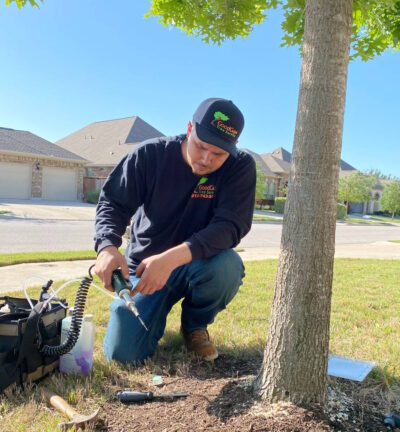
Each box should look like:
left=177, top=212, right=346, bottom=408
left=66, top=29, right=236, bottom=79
left=254, top=0, right=353, bottom=405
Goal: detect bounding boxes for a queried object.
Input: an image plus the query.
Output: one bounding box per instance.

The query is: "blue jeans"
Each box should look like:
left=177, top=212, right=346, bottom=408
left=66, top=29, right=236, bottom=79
left=104, top=249, right=245, bottom=364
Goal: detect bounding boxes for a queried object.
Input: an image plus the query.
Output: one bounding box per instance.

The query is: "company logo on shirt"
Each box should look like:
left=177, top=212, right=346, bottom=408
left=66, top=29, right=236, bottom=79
left=192, top=177, right=216, bottom=200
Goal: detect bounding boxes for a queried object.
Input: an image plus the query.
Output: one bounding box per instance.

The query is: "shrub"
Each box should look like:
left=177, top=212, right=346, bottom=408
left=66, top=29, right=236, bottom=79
left=337, top=203, right=347, bottom=220
left=274, top=197, right=286, bottom=214
left=86, top=190, right=100, bottom=204
left=374, top=210, right=393, bottom=217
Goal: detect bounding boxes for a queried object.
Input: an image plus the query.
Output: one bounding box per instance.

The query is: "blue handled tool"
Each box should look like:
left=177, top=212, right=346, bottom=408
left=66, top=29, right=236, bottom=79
left=116, top=390, right=188, bottom=403
left=384, top=412, right=400, bottom=429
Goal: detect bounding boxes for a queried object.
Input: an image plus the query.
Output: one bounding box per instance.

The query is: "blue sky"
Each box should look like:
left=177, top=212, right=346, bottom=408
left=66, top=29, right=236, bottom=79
left=1, top=1, right=399, bottom=177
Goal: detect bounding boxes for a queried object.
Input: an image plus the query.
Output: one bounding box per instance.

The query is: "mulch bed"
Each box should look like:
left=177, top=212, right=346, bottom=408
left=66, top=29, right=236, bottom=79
left=95, top=355, right=393, bottom=431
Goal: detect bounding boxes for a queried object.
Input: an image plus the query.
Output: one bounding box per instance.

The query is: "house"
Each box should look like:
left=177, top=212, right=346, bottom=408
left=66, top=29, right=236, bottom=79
left=56, top=116, right=164, bottom=196
left=0, top=127, right=86, bottom=201
left=245, top=146, right=356, bottom=200
left=243, top=148, right=289, bottom=201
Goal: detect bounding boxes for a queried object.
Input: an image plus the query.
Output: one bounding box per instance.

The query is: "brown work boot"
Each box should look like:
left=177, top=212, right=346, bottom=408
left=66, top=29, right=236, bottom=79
left=181, top=328, right=218, bottom=361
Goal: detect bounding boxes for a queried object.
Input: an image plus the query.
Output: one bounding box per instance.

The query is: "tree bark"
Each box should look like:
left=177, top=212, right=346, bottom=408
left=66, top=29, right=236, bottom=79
left=254, top=0, right=353, bottom=405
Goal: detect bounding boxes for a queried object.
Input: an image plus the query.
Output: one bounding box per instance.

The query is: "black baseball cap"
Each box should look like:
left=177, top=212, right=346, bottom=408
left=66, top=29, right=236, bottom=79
left=192, top=98, right=244, bottom=157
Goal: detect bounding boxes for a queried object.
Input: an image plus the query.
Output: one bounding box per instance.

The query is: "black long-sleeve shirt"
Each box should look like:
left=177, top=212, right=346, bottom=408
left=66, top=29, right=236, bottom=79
left=94, top=134, right=256, bottom=270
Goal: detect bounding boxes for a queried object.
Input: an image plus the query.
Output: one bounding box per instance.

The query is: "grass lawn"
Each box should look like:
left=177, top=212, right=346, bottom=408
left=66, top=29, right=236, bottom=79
left=389, top=240, right=400, bottom=243
left=345, top=215, right=400, bottom=225
left=252, top=214, right=283, bottom=222
left=0, top=250, right=98, bottom=267
left=0, top=259, right=399, bottom=430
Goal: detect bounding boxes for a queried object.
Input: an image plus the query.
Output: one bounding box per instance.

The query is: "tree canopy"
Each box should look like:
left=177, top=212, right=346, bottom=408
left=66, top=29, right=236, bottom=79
left=147, top=0, right=400, bottom=60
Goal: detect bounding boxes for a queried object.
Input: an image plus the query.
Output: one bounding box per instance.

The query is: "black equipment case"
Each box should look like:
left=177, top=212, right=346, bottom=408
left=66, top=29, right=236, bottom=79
left=0, top=296, right=66, bottom=393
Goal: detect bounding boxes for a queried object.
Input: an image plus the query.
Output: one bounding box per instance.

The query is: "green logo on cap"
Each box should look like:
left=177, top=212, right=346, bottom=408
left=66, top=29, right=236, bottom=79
left=212, top=111, right=238, bottom=138
left=214, top=111, right=229, bottom=122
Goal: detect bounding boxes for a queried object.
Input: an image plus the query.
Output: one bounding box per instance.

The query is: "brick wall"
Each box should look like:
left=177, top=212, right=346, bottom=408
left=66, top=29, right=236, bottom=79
left=87, top=166, right=114, bottom=178
left=0, top=153, right=85, bottom=200
left=32, top=164, right=42, bottom=198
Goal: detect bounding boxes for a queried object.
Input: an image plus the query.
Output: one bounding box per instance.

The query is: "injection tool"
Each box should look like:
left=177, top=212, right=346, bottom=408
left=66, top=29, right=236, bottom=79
left=111, top=269, right=148, bottom=331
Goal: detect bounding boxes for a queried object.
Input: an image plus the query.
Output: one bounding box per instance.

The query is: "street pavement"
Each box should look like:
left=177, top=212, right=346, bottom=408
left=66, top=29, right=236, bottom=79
left=1, top=199, right=400, bottom=293
left=2, top=212, right=400, bottom=253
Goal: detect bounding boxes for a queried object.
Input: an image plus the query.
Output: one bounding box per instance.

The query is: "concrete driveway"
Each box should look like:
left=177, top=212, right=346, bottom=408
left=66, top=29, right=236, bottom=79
left=0, top=198, right=96, bottom=220
left=0, top=199, right=98, bottom=252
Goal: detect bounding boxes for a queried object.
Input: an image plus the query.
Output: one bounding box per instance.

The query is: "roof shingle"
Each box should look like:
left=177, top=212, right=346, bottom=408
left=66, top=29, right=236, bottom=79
left=0, top=127, right=85, bottom=161
left=56, top=116, right=164, bottom=165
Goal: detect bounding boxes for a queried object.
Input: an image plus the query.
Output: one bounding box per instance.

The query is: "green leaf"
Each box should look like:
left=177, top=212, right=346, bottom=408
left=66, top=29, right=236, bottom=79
left=5, top=0, right=40, bottom=7
left=199, top=177, right=208, bottom=185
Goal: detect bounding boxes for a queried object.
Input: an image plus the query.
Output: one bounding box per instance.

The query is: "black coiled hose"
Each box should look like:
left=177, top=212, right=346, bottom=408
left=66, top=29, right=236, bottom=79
left=40, top=265, right=94, bottom=356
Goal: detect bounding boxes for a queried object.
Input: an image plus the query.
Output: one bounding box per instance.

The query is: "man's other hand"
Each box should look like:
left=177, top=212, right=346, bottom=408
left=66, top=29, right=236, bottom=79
left=135, top=254, right=173, bottom=296
left=135, top=243, right=192, bottom=296
left=95, top=246, right=129, bottom=291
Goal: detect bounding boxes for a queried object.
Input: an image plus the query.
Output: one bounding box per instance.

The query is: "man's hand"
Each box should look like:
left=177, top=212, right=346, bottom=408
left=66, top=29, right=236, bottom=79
left=135, top=254, right=174, bottom=295
left=95, top=245, right=129, bottom=291
left=135, top=243, right=192, bottom=296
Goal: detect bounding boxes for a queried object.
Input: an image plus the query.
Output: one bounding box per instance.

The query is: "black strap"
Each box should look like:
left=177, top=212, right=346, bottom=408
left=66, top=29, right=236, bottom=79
left=15, top=302, right=44, bottom=386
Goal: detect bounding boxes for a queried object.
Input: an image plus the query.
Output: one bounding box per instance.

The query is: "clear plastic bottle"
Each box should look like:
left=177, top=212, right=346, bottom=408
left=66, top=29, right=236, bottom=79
left=59, top=309, right=96, bottom=376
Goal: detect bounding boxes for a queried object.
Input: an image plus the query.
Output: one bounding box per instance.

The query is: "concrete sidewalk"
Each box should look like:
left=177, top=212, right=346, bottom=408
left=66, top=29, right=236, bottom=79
left=0, top=260, right=95, bottom=295
left=1, top=242, right=399, bottom=295
left=239, top=242, right=400, bottom=261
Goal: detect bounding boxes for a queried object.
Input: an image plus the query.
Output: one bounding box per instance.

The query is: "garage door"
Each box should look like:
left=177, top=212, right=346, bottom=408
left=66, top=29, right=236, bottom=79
left=42, top=167, right=77, bottom=201
left=0, top=162, right=31, bottom=199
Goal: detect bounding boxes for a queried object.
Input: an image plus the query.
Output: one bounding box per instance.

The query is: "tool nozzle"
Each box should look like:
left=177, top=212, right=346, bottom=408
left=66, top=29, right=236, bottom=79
left=137, top=316, right=149, bottom=332
left=120, top=292, right=148, bottom=332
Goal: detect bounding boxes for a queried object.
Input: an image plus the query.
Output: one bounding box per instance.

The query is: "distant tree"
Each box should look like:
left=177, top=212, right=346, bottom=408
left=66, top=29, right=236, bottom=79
left=338, top=172, right=375, bottom=207
left=255, top=161, right=267, bottom=208
left=380, top=180, right=400, bottom=219
left=365, top=169, right=399, bottom=181
left=366, top=169, right=389, bottom=180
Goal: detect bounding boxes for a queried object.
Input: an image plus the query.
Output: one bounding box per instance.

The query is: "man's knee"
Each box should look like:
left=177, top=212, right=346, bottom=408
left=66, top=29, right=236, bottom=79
left=188, top=249, right=245, bottom=306
left=212, top=249, right=244, bottom=278
left=104, top=300, right=155, bottom=364
left=208, top=248, right=244, bottom=285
